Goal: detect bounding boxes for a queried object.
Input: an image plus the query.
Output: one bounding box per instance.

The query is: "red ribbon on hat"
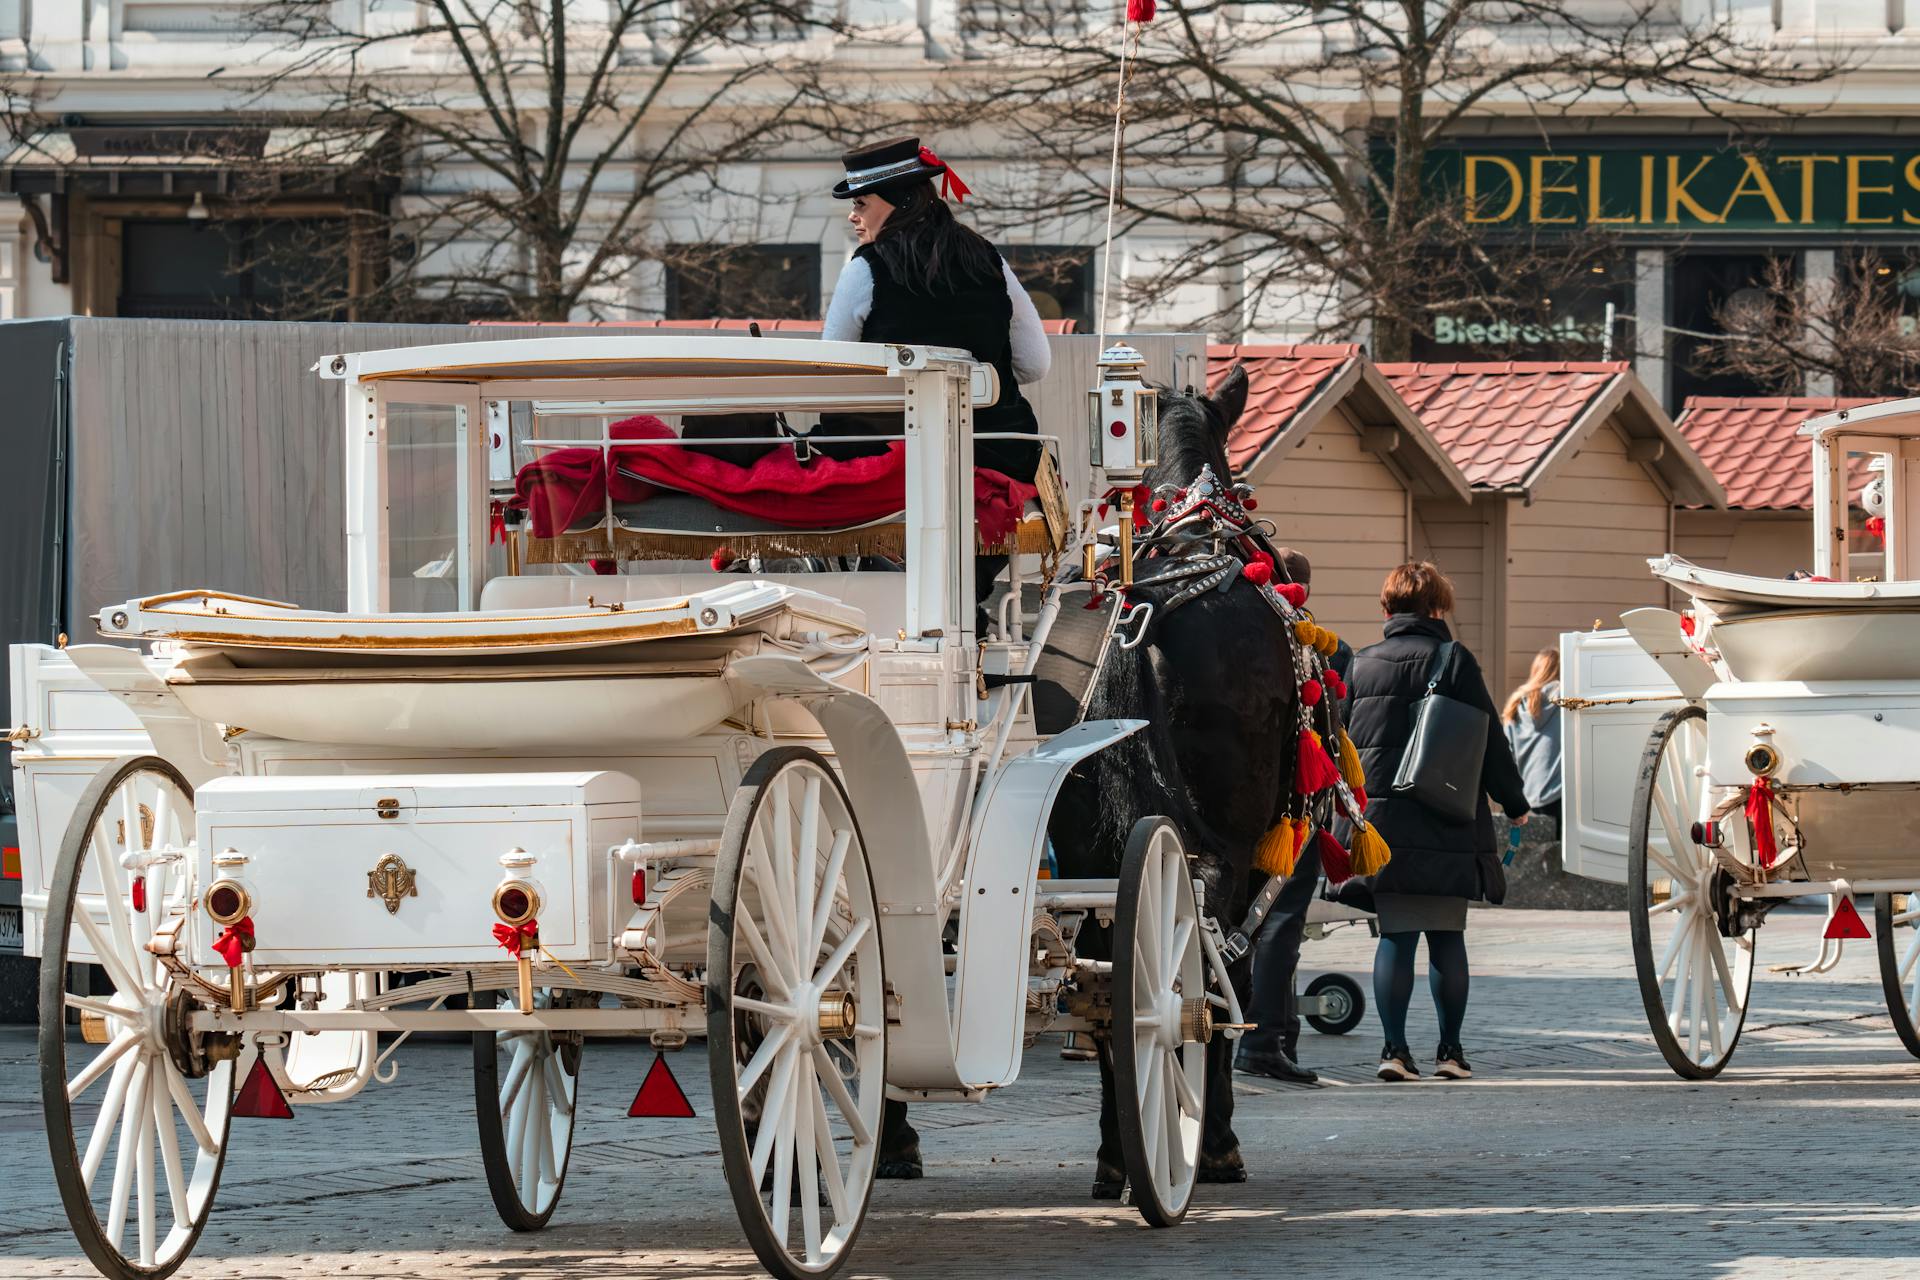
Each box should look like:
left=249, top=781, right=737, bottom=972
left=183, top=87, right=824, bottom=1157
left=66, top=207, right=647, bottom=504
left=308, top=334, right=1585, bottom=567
left=213, top=917, right=254, bottom=968
left=494, top=919, right=539, bottom=957
left=919, top=146, right=971, bottom=204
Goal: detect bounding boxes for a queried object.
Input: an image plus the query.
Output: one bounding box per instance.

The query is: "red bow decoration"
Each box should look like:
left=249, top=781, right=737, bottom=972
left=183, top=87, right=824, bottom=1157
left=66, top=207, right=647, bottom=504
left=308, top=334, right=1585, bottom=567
left=1127, top=0, right=1156, bottom=20
left=494, top=919, right=539, bottom=957
left=489, top=500, right=508, bottom=545
left=1866, top=514, right=1887, bottom=542
left=212, top=917, right=254, bottom=968
left=1745, top=777, right=1778, bottom=869
left=919, top=146, right=971, bottom=204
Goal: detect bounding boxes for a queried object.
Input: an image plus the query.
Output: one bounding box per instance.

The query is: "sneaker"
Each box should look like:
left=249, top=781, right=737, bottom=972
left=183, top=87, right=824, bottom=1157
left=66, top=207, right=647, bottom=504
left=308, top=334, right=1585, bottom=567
left=1376, top=1044, right=1419, bottom=1081
left=1433, top=1044, right=1473, bottom=1080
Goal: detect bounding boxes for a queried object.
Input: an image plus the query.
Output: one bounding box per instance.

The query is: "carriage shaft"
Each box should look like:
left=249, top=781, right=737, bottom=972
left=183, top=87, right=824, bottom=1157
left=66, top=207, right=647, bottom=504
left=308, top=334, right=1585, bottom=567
left=1734, top=876, right=1920, bottom=899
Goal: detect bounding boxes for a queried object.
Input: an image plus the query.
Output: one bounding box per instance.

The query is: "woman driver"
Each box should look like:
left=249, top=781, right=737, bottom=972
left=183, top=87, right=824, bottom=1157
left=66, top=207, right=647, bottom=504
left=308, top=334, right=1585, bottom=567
left=823, top=136, right=1051, bottom=483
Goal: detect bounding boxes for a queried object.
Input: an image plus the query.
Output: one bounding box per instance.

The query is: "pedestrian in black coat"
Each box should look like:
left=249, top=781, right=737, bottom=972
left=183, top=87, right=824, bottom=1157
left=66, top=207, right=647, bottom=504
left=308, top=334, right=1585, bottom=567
left=1345, top=561, right=1530, bottom=1082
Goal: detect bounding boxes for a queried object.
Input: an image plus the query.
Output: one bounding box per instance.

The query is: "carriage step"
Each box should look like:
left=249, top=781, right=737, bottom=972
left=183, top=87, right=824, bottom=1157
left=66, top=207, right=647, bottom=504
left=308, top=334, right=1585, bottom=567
left=628, top=1052, right=696, bottom=1118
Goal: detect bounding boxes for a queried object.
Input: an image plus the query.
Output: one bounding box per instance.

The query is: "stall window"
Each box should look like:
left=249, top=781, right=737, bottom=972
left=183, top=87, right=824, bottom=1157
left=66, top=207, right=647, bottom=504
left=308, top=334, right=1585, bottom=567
left=663, top=244, right=821, bottom=320
left=1408, top=257, right=1632, bottom=362
left=1669, top=251, right=1792, bottom=405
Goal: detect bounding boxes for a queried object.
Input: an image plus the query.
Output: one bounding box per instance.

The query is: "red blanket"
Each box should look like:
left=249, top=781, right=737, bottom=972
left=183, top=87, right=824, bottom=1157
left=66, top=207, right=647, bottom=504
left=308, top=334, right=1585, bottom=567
left=511, top=415, right=1037, bottom=546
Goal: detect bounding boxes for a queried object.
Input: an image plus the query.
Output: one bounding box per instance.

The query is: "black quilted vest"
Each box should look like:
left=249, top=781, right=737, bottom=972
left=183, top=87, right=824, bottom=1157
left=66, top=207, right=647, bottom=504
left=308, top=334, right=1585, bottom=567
left=854, top=243, right=1040, bottom=479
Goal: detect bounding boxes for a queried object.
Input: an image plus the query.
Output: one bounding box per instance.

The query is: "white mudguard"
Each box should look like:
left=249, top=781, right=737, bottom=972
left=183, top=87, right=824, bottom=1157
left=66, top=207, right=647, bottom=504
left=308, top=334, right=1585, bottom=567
left=951, top=718, right=1146, bottom=1090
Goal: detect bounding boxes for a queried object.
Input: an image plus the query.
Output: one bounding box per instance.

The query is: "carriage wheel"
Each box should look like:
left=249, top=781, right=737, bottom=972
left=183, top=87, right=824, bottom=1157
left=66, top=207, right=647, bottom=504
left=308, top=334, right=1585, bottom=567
left=39, top=756, right=233, bottom=1280
left=1627, top=706, right=1758, bottom=1080
left=1112, top=816, right=1205, bottom=1228
left=1874, top=894, right=1920, bottom=1059
left=708, top=748, right=885, bottom=1280
left=473, top=989, right=584, bottom=1230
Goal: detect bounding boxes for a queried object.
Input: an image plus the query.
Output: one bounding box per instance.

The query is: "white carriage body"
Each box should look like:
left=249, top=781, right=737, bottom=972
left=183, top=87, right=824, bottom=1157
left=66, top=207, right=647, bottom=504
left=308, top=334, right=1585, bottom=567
left=12, top=332, right=1206, bottom=1108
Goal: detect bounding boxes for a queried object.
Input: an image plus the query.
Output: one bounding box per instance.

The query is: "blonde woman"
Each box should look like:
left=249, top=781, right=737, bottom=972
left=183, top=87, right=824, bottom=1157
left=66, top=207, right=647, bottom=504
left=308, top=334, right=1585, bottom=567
left=1502, top=648, right=1563, bottom=830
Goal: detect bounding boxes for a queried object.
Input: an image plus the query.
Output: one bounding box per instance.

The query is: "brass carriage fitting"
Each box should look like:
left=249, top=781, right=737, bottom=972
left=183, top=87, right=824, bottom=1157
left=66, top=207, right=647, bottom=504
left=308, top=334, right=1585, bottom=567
left=492, top=879, right=541, bottom=927
left=204, top=879, right=251, bottom=926
left=1180, top=996, right=1214, bottom=1044
left=1744, top=742, right=1781, bottom=777
left=817, top=990, right=858, bottom=1039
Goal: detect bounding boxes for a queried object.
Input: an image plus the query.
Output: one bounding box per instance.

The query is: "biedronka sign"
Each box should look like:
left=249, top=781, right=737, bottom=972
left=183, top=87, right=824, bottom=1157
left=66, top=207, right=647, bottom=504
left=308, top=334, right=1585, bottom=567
left=1427, top=143, right=1920, bottom=232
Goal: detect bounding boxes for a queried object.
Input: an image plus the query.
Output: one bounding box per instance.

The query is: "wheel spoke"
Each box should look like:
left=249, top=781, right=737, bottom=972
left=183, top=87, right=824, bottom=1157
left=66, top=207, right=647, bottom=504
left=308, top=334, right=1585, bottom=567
left=1644, top=841, right=1688, bottom=883
left=541, top=1050, right=573, bottom=1120
left=1170, top=1054, right=1203, bottom=1116
left=736, top=908, right=794, bottom=998
left=1156, top=1057, right=1178, bottom=1192
left=796, top=776, right=820, bottom=980
left=1687, top=925, right=1707, bottom=1062
left=747, top=836, right=802, bottom=983
left=499, top=1040, right=535, bottom=1118
left=808, top=1074, right=850, bottom=1222
left=809, top=829, right=852, bottom=961
left=770, top=1052, right=798, bottom=1252
left=73, top=905, right=141, bottom=998
left=106, top=1059, right=151, bottom=1249
left=135, top=1075, right=157, bottom=1266
left=1901, top=928, right=1920, bottom=983
left=1139, top=1052, right=1164, bottom=1180
left=737, top=1023, right=794, bottom=1099
left=1707, top=926, right=1743, bottom=1015
left=733, top=994, right=799, bottom=1025
left=1158, top=848, right=1179, bottom=974
left=1657, top=909, right=1695, bottom=983
left=1649, top=892, right=1694, bottom=918
left=154, top=1082, right=189, bottom=1233
left=161, top=1060, right=218, bottom=1156
left=750, top=1048, right=798, bottom=1186
left=81, top=1052, right=140, bottom=1190
left=811, top=916, right=871, bottom=990
left=796, top=1055, right=823, bottom=1265
left=68, top=1031, right=140, bottom=1100
left=517, top=1062, right=544, bottom=1202
left=1166, top=917, right=1195, bottom=983
left=811, top=1045, right=872, bottom=1147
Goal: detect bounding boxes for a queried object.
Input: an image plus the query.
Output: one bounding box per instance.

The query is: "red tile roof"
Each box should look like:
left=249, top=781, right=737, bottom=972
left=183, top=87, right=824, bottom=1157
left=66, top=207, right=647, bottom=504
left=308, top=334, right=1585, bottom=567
left=1674, top=397, right=1883, bottom=510
left=1374, top=361, right=1628, bottom=488
left=1208, top=343, right=1362, bottom=471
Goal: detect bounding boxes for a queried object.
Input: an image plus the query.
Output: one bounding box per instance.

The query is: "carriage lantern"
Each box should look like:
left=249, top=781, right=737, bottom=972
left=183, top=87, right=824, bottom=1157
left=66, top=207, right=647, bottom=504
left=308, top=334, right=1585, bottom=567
left=1088, top=344, right=1159, bottom=483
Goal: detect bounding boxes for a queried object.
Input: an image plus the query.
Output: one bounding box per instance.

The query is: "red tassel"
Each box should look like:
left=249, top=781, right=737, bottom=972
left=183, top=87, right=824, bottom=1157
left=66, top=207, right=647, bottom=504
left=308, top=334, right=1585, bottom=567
left=212, top=917, right=253, bottom=968
left=493, top=920, right=539, bottom=957
left=1296, top=729, right=1340, bottom=795
left=489, top=500, right=507, bottom=545
left=1300, top=678, right=1323, bottom=706
left=1353, top=784, right=1368, bottom=810
left=1242, top=560, right=1273, bottom=586
left=1317, top=829, right=1352, bottom=884
left=1746, top=778, right=1778, bottom=869
left=1277, top=582, right=1308, bottom=608
left=1127, top=0, right=1156, bottom=21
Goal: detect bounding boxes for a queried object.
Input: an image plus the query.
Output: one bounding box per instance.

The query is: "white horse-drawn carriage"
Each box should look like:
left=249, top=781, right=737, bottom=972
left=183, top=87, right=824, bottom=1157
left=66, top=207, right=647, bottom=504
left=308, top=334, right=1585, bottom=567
left=15, top=335, right=1252, bottom=1278
left=1562, top=397, right=1920, bottom=1078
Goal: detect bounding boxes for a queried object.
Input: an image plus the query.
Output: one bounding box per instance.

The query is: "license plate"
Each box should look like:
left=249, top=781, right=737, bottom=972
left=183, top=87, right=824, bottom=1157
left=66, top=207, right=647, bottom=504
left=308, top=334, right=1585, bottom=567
left=0, top=905, right=21, bottom=955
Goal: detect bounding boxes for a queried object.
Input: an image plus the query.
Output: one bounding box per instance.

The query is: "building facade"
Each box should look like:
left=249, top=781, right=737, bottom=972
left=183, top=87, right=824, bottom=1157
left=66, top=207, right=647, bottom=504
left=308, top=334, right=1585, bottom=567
left=6, top=2, right=1920, bottom=416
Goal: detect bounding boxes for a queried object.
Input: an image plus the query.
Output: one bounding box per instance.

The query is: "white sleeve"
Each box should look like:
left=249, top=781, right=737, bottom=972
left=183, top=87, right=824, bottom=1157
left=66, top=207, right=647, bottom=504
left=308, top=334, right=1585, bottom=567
left=1002, top=258, right=1052, bottom=384
left=821, top=258, right=874, bottom=342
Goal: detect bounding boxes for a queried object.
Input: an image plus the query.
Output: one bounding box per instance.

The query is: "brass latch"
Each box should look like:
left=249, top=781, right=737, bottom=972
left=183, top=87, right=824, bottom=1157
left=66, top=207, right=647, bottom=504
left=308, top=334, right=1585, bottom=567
left=375, top=797, right=400, bottom=820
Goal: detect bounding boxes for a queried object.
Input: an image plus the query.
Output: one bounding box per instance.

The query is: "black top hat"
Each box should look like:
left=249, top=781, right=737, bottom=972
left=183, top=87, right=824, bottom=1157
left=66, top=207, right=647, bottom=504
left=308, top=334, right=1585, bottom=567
left=832, top=136, right=947, bottom=199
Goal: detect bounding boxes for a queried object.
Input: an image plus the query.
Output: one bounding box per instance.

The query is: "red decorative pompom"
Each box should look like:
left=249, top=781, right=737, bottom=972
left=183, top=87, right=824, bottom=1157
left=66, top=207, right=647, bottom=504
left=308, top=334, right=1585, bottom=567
left=1296, top=728, right=1340, bottom=794
left=1300, top=678, right=1323, bottom=706
left=1277, top=582, right=1308, bottom=608
left=1679, top=614, right=1695, bottom=636
left=1127, top=0, right=1156, bottom=22
left=1175, top=488, right=1187, bottom=501
left=1152, top=498, right=1168, bottom=513
left=1317, top=829, right=1352, bottom=884
left=1242, top=560, right=1273, bottom=586
left=1243, top=496, right=1258, bottom=511
left=711, top=548, right=735, bottom=571
left=1324, top=668, right=1347, bottom=699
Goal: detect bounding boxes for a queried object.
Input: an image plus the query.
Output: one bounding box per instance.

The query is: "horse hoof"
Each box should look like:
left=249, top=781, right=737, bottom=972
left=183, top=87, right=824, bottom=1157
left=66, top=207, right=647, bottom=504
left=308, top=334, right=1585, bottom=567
left=1091, top=1157, right=1127, bottom=1198
left=1091, top=1179, right=1125, bottom=1200
left=1197, top=1151, right=1248, bottom=1184
left=876, top=1158, right=924, bottom=1181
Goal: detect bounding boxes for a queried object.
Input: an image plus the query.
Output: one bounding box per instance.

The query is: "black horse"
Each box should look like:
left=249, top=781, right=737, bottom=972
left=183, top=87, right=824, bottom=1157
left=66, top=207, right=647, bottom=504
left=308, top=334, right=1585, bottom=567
left=882, top=366, right=1304, bottom=1189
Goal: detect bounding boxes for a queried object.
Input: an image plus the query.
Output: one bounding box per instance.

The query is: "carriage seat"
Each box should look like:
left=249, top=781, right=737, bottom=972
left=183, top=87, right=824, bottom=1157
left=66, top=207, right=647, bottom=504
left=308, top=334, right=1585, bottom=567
left=478, top=571, right=905, bottom=636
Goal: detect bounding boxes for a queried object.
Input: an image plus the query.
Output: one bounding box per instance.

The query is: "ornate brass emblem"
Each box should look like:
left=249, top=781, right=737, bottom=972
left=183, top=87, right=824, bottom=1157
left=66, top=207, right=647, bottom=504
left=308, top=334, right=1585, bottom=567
left=367, top=853, right=418, bottom=915
left=115, top=803, right=156, bottom=850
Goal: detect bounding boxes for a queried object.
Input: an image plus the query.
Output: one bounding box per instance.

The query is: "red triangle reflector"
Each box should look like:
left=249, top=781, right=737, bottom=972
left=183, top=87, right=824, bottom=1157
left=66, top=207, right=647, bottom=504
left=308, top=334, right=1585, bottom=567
left=233, top=1055, right=294, bottom=1119
left=628, top=1052, right=696, bottom=1118
left=1824, top=896, right=1871, bottom=940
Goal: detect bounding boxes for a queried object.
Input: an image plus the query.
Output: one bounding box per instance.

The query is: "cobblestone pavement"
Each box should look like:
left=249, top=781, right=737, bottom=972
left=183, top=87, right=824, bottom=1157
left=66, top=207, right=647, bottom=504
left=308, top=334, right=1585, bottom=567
left=4, top=908, right=1918, bottom=1279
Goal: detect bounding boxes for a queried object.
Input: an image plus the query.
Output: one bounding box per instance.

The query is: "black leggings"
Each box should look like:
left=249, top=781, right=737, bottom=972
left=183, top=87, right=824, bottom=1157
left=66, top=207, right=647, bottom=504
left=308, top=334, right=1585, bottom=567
left=1373, top=929, right=1469, bottom=1047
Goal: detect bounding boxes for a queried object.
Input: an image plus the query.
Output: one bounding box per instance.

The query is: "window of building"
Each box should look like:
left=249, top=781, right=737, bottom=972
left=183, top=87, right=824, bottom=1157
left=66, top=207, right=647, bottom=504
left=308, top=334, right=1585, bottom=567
left=1407, top=259, right=1632, bottom=363
left=1669, top=251, right=1792, bottom=405
left=663, top=244, right=822, bottom=321
left=958, top=0, right=1082, bottom=42
left=1001, top=245, right=1093, bottom=330
left=118, top=218, right=350, bottom=320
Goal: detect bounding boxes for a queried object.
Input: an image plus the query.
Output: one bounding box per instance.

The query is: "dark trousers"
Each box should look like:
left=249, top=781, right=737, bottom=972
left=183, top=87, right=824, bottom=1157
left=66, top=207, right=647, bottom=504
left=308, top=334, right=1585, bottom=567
left=1240, top=839, right=1323, bottom=1060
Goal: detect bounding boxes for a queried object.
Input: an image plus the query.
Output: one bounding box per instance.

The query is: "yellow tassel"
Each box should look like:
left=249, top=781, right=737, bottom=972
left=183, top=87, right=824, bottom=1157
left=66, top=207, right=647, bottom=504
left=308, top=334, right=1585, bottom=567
left=1254, top=819, right=1298, bottom=878
left=1336, top=729, right=1366, bottom=790
left=1350, top=823, right=1392, bottom=876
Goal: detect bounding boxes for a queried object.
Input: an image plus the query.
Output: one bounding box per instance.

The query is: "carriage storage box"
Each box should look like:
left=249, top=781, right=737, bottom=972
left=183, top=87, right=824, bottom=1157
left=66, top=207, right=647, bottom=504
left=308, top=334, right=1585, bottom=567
left=192, top=771, right=641, bottom=967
